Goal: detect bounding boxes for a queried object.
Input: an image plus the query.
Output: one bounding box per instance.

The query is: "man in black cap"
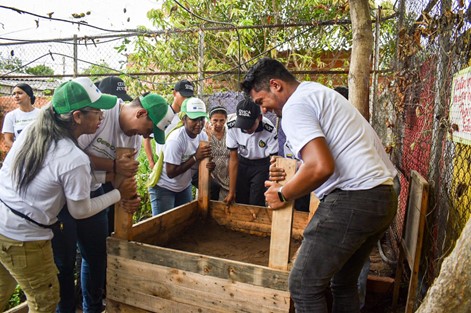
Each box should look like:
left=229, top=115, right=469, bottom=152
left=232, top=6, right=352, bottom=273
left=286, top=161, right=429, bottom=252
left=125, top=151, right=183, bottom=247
left=98, top=76, right=133, bottom=102
left=225, top=98, right=278, bottom=206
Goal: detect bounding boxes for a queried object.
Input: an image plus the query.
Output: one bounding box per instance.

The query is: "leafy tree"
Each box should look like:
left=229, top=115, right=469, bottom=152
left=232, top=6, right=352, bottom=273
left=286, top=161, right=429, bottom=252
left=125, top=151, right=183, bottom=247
left=117, top=0, right=396, bottom=96
left=0, top=56, right=26, bottom=73
left=25, top=64, right=54, bottom=76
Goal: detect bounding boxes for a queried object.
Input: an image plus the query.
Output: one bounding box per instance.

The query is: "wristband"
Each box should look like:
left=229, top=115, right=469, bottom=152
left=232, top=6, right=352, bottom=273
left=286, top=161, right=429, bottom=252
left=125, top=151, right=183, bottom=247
left=278, top=186, right=287, bottom=202
left=192, top=155, right=197, bottom=163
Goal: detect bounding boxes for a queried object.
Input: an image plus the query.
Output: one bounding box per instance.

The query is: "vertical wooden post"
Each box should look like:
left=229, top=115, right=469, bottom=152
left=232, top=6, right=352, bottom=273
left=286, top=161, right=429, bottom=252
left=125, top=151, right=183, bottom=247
left=268, top=157, right=297, bottom=270
left=197, top=141, right=210, bottom=217
left=113, top=147, right=135, bottom=240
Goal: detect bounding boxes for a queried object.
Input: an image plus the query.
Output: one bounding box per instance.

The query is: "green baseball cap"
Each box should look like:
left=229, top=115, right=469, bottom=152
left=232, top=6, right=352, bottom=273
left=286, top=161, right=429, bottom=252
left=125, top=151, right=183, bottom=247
left=52, top=77, right=117, bottom=114
left=181, top=97, right=208, bottom=119
left=139, top=93, right=175, bottom=144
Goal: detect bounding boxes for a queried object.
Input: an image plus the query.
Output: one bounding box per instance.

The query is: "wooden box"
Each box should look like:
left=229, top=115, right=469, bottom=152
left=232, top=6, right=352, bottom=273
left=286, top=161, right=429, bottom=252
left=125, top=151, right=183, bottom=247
left=106, top=156, right=312, bottom=312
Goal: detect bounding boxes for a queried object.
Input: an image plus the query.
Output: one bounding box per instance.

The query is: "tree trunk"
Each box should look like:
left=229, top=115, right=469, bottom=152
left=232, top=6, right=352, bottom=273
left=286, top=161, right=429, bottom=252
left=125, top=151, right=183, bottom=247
left=415, top=217, right=471, bottom=313
left=349, top=0, right=373, bottom=120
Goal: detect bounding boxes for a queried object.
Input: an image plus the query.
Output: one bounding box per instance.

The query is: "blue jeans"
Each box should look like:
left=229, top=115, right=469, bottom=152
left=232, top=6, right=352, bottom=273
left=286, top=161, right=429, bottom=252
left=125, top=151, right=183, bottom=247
left=150, top=185, right=192, bottom=216
left=52, top=188, right=108, bottom=313
left=289, top=185, right=397, bottom=313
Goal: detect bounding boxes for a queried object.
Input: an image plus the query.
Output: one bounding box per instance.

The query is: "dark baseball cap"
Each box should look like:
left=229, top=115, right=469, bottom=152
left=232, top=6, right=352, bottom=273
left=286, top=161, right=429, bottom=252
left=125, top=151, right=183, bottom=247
left=98, top=76, right=133, bottom=102
left=173, top=79, right=195, bottom=97
left=235, top=98, right=261, bottom=130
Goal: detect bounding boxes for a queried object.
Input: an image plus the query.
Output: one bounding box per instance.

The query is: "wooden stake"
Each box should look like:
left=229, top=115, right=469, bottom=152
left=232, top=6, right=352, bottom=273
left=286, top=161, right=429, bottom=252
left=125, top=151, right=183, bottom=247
left=197, top=141, right=210, bottom=218
left=113, top=147, right=135, bottom=241
left=268, top=157, right=297, bottom=270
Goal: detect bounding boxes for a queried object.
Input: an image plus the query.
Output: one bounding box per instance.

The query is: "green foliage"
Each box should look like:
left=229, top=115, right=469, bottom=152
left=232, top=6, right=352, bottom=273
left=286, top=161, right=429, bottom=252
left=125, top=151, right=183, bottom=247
left=0, top=56, right=25, bottom=73
left=25, top=64, right=54, bottom=76
left=7, top=286, right=25, bottom=310
left=134, top=141, right=154, bottom=222
left=117, top=0, right=397, bottom=95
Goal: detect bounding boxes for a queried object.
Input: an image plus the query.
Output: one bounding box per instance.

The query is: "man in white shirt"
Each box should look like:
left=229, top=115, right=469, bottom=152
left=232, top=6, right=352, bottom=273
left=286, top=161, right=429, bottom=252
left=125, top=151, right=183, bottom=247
left=241, top=57, right=397, bottom=313
left=225, top=98, right=278, bottom=206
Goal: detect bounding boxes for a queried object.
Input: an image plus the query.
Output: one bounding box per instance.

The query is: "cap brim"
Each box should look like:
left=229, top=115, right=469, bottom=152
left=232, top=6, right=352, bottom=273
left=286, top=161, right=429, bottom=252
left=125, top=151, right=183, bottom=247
left=186, top=112, right=208, bottom=119
left=153, top=126, right=166, bottom=144
left=118, top=93, right=132, bottom=102
left=88, top=94, right=118, bottom=111
left=235, top=117, right=255, bottom=130
left=179, top=90, right=194, bottom=97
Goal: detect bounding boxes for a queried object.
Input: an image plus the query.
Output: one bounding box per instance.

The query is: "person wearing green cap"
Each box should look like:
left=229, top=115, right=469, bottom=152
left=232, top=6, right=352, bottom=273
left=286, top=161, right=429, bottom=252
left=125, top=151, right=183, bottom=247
left=151, top=97, right=214, bottom=215
left=51, top=90, right=174, bottom=313
left=0, top=77, right=140, bottom=313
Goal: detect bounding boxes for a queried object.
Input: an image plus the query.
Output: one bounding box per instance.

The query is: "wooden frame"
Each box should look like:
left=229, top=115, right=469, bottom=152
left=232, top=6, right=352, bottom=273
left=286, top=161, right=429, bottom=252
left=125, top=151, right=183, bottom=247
left=107, top=156, right=311, bottom=312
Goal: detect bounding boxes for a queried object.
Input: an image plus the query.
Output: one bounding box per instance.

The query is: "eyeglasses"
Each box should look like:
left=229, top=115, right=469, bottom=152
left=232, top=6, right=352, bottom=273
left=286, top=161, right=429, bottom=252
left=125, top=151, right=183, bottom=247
left=80, top=109, right=104, bottom=117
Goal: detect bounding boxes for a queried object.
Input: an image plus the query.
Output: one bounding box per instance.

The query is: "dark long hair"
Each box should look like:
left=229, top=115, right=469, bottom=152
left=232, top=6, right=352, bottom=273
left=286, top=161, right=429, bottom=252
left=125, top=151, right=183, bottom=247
left=12, top=103, right=76, bottom=194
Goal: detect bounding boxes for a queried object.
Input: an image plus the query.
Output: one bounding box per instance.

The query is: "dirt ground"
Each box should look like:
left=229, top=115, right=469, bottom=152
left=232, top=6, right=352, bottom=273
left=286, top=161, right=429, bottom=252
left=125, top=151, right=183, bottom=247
left=165, top=219, right=405, bottom=313
left=165, top=218, right=302, bottom=266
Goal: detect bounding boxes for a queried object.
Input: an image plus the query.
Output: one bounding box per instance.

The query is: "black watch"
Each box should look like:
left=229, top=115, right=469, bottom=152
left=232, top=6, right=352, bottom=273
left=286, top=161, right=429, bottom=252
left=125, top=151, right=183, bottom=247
left=278, top=186, right=287, bottom=202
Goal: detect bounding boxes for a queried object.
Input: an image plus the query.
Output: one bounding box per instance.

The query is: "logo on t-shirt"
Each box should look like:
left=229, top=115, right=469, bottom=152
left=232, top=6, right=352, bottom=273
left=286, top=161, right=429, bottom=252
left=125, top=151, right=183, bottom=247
left=259, top=140, right=266, bottom=148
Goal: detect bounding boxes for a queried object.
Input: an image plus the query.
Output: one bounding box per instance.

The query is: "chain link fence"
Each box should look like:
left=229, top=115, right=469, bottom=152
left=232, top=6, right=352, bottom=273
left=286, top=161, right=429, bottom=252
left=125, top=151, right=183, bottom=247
left=375, top=0, right=471, bottom=309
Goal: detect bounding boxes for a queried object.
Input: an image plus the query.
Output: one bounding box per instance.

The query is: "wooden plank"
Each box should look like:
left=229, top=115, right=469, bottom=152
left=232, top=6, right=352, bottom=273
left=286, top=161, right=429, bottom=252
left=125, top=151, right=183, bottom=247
left=130, top=200, right=199, bottom=245
left=106, top=299, right=153, bottom=313
left=4, top=302, right=28, bottom=313
left=107, top=255, right=291, bottom=313
left=107, top=237, right=289, bottom=291
left=308, top=192, right=320, bottom=221
left=210, top=201, right=309, bottom=240
left=269, top=158, right=297, bottom=270
left=403, top=170, right=429, bottom=313
left=113, top=147, right=136, bottom=240
left=391, top=170, right=429, bottom=312
left=197, top=141, right=210, bottom=217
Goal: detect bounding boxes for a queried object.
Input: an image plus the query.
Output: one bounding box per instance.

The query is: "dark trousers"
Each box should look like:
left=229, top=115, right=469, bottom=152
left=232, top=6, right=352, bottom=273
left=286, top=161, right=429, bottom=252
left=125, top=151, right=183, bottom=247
left=52, top=188, right=108, bottom=313
left=288, top=185, right=397, bottom=313
left=236, top=156, right=270, bottom=206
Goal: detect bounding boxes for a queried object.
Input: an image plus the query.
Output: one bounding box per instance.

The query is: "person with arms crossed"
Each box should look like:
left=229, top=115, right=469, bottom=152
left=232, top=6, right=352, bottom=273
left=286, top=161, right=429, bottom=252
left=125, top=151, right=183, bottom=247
left=2, top=83, right=40, bottom=153
left=225, top=98, right=278, bottom=206
left=241, top=57, right=397, bottom=313
left=0, top=77, right=139, bottom=313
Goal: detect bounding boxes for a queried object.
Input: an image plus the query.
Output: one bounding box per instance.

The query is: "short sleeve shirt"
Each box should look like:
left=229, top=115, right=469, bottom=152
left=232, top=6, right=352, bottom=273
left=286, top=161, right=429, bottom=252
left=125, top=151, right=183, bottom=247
left=226, top=114, right=278, bottom=159
left=281, top=81, right=397, bottom=199
left=157, top=127, right=208, bottom=192
left=2, top=108, right=40, bottom=139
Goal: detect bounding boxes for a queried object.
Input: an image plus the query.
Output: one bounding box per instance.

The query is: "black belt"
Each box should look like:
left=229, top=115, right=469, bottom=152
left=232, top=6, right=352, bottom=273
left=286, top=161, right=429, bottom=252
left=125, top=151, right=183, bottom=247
left=0, top=198, right=61, bottom=230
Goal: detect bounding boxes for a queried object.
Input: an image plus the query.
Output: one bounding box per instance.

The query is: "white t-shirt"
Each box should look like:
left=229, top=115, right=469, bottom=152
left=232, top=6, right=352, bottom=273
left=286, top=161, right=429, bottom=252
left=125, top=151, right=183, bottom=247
left=1, top=108, right=40, bottom=139
left=282, top=81, right=397, bottom=199
left=78, top=100, right=142, bottom=190
left=154, top=113, right=181, bottom=155
left=226, top=114, right=278, bottom=159
left=157, top=127, right=208, bottom=192
left=0, top=131, right=92, bottom=241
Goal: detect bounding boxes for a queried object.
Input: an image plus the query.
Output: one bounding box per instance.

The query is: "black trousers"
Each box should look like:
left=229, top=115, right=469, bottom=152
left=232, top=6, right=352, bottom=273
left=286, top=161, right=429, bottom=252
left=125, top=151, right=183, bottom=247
left=236, top=156, right=270, bottom=206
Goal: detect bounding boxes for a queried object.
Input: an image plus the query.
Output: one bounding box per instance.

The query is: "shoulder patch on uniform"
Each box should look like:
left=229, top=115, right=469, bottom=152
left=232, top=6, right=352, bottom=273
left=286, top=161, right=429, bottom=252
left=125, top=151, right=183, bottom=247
left=263, top=123, right=274, bottom=132
left=227, top=120, right=236, bottom=129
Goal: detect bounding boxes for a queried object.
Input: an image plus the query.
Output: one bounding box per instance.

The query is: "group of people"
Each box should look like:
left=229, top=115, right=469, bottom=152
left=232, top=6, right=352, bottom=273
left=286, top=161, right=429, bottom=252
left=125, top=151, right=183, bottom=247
left=1, top=57, right=398, bottom=313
